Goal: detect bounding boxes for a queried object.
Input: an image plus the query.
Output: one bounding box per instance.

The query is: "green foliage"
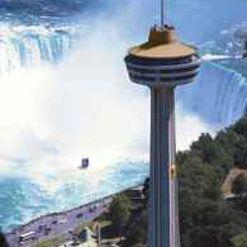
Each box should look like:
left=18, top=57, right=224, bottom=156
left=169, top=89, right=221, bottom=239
left=124, top=209, right=147, bottom=246
left=232, top=174, right=247, bottom=195
left=234, top=196, right=247, bottom=213
left=177, top=152, right=220, bottom=201
left=178, top=117, right=247, bottom=247
left=142, top=177, right=149, bottom=207
left=124, top=116, right=247, bottom=246
left=233, top=138, right=247, bottom=168
left=109, top=194, right=132, bottom=234
left=231, top=117, right=247, bottom=138
left=0, top=232, right=8, bottom=247
left=123, top=178, right=149, bottom=246
left=232, top=231, right=247, bottom=247
left=74, top=221, right=94, bottom=236
left=178, top=152, right=240, bottom=247
left=223, top=117, right=247, bottom=168
left=36, top=243, right=50, bottom=247
left=34, top=236, right=66, bottom=247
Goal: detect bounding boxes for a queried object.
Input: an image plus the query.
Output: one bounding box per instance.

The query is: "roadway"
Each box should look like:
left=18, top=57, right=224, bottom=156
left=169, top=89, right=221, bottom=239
left=5, top=197, right=112, bottom=247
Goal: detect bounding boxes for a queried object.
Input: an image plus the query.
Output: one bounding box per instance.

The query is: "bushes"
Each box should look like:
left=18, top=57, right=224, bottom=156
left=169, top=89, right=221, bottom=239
left=108, top=194, right=132, bottom=235
left=232, top=231, right=247, bottom=247
left=178, top=116, right=247, bottom=247
left=232, top=174, right=247, bottom=195
left=123, top=116, right=247, bottom=246
left=124, top=209, right=147, bottom=246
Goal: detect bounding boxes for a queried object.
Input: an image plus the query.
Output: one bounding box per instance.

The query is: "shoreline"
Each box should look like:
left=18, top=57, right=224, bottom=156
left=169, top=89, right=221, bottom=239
left=4, top=183, right=143, bottom=247
left=5, top=195, right=112, bottom=247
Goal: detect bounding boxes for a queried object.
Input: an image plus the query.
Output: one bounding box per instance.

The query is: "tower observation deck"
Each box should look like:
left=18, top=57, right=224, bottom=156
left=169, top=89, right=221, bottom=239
left=124, top=25, right=201, bottom=246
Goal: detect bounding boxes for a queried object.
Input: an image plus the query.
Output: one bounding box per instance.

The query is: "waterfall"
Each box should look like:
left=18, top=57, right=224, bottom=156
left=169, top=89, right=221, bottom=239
left=179, top=62, right=247, bottom=127
left=0, top=25, right=78, bottom=74
left=1, top=0, right=247, bottom=232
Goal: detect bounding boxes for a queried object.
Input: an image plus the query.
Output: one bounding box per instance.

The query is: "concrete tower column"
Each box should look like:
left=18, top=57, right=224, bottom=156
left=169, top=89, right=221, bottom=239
left=149, top=86, right=178, bottom=247
left=124, top=25, right=201, bottom=247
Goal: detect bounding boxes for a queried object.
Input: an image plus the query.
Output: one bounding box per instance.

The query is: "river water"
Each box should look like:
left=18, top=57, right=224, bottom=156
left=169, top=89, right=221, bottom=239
left=0, top=0, right=247, bottom=231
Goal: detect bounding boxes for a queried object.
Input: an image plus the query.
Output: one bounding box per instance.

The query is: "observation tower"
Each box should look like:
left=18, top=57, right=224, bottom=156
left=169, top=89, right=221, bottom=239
left=124, top=1, right=201, bottom=246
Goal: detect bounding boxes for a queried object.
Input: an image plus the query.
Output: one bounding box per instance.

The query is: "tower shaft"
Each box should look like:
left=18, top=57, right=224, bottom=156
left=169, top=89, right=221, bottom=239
left=149, top=86, right=180, bottom=247
left=124, top=25, right=201, bottom=247
left=161, top=0, right=165, bottom=26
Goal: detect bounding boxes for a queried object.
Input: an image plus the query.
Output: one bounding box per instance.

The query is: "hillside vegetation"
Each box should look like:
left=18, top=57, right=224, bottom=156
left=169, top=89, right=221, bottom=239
left=178, top=116, right=247, bottom=247
left=124, top=116, right=247, bottom=247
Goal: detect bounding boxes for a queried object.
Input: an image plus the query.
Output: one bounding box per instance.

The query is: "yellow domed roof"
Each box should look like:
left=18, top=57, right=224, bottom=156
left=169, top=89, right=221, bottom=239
left=129, top=26, right=196, bottom=59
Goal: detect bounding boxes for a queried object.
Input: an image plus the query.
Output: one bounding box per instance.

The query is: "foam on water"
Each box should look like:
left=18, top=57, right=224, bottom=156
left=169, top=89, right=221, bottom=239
left=202, top=54, right=232, bottom=61
left=0, top=24, right=87, bottom=73
left=0, top=21, right=219, bottom=230
left=0, top=23, right=151, bottom=230
left=1, top=0, right=247, bottom=231
left=179, top=62, right=247, bottom=127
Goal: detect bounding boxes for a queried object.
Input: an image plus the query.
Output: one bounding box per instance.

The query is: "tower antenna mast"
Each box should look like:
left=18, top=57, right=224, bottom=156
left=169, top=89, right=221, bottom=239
left=161, top=0, right=165, bottom=27
left=125, top=3, right=201, bottom=246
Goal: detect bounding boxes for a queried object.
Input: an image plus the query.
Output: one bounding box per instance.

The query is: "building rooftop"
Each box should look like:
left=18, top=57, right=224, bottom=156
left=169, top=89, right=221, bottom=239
left=129, top=26, right=196, bottom=59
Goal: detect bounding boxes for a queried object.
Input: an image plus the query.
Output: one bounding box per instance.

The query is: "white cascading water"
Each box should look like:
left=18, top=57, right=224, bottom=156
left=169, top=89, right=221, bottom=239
left=0, top=22, right=247, bottom=231
left=0, top=25, right=86, bottom=74
left=179, top=62, right=247, bottom=128
left=0, top=23, right=152, bottom=230
left=1, top=0, right=247, bottom=232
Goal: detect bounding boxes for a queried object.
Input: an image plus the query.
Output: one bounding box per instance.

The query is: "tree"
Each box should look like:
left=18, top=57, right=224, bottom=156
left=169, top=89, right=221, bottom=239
left=232, top=231, right=247, bottom=247
left=123, top=116, right=247, bottom=247
left=233, top=195, right=247, bottom=213
left=177, top=127, right=247, bottom=247
left=142, top=177, right=149, bottom=208
left=231, top=117, right=247, bottom=138
left=0, top=231, right=8, bottom=247
left=233, top=138, right=247, bottom=168
left=232, top=174, right=247, bottom=195
left=124, top=209, right=147, bottom=246
left=109, top=194, right=132, bottom=235
left=191, top=133, right=215, bottom=164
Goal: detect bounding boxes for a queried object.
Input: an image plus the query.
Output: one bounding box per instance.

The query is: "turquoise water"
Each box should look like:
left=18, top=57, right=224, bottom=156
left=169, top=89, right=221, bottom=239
left=1, top=0, right=247, bottom=232
left=1, top=163, right=148, bottom=231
